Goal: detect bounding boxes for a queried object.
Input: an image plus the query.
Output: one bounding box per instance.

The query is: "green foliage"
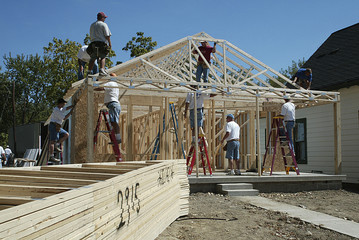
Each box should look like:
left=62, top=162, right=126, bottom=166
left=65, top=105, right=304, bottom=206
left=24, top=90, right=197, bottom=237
left=268, top=58, right=306, bottom=87
left=122, top=32, right=157, bottom=58
left=278, top=58, right=306, bottom=79
left=43, top=37, right=81, bottom=102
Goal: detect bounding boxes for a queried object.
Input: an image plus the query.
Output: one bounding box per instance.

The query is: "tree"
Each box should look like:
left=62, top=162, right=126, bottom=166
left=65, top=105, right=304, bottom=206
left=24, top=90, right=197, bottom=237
left=122, top=32, right=157, bottom=58
left=278, top=58, right=306, bottom=79
left=268, top=58, right=306, bottom=88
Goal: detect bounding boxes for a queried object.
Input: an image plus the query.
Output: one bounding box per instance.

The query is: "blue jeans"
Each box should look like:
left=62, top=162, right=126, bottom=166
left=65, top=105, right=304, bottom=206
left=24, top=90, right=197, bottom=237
left=49, top=122, right=68, bottom=142
left=285, top=121, right=295, bottom=150
left=78, top=60, right=98, bottom=80
left=106, top=101, right=121, bottom=123
left=196, top=64, right=209, bottom=83
left=189, top=109, right=203, bottom=128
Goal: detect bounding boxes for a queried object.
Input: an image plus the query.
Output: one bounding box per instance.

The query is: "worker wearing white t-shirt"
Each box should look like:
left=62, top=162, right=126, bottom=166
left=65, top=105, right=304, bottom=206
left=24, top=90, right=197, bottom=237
left=184, top=90, right=214, bottom=139
left=49, top=98, right=74, bottom=162
left=280, top=97, right=295, bottom=150
left=77, top=45, right=98, bottom=80
left=221, top=114, right=241, bottom=175
left=95, top=73, right=121, bottom=143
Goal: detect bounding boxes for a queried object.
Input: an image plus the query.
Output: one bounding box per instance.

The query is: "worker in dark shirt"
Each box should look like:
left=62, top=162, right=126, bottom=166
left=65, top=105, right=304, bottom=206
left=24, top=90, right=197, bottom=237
left=292, top=68, right=312, bottom=90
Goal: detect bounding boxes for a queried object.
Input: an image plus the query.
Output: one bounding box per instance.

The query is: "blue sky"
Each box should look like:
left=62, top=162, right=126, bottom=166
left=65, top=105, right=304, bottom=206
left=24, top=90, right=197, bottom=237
left=1, top=0, right=358, bottom=72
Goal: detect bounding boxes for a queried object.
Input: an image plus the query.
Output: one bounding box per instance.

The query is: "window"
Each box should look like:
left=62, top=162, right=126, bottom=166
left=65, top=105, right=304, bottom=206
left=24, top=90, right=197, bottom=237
left=294, top=118, right=307, bottom=164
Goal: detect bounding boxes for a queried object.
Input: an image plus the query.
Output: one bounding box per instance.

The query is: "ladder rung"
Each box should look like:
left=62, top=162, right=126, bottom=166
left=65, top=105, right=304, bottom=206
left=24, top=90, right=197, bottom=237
left=98, top=130, right=111, bottom=133
left=285, top=165, right=296, bottom=168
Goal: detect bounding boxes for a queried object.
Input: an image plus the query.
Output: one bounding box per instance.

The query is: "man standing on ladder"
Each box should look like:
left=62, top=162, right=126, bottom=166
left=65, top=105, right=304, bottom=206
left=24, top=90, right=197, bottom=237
left=184, top=87, right=214, bottom=142
left=49, top=98, right=75, bottom=163
left=95, top=73, right=122, bottom=143
left=280, top=96, right=296, bottom=151
left=221, top=114, right=241, bottom=175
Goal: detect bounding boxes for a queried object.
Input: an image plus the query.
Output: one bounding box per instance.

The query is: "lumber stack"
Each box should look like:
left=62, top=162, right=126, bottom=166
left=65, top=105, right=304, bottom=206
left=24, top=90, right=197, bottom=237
left=0, top=160, right=189, bottom=239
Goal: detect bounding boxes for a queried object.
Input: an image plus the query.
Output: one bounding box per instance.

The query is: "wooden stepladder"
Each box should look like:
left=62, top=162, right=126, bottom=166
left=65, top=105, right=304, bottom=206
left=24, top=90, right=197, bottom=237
left=262, top=116, right=300, bottom=175
left=94, top=109, right=122, bottom=162
left=186, top=129, right=212, bottom=176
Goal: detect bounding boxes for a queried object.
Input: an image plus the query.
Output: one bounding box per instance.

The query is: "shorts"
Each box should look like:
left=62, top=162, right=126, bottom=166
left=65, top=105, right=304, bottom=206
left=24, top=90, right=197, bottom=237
left=87, top=41, right=110, bottom=59
left=49, top=122, right=68, bottom=142
left=106, top=101, right=121, bottom=123
left=189, top=109, right=203, bottom=128
left=225, top=141, right=240, bottom=160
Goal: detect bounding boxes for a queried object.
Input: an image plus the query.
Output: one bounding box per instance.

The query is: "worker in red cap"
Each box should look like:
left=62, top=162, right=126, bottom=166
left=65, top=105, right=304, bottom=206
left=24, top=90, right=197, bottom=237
left=87, top=12, right=112, bottom=77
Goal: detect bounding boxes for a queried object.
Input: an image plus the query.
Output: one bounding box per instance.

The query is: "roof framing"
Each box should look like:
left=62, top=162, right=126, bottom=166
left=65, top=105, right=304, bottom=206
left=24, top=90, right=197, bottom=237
left=66, top=32, right=340, bottom=105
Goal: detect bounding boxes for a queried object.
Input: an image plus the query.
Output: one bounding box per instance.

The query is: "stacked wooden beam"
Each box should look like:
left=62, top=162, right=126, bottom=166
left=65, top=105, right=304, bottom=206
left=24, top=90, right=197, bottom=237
left=0, top=160, right=189, bottom=239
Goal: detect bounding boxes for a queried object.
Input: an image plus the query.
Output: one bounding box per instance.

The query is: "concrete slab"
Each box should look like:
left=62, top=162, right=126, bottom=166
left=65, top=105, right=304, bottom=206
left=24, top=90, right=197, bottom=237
left=188, top=172, right=346, bottom=193
left=237, top=196, right=359, bottom=239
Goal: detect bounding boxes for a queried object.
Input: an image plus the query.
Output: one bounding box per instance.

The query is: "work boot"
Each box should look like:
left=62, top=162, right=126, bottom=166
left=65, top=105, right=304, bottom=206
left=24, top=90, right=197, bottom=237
left=99, top=69, right=109, bottom=76
left=49, top=156, right=60, bottom=162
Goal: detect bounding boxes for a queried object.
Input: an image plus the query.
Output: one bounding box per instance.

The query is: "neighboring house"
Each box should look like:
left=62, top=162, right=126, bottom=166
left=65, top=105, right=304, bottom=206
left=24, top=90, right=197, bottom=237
left=295, top=23, right=359, bottom=184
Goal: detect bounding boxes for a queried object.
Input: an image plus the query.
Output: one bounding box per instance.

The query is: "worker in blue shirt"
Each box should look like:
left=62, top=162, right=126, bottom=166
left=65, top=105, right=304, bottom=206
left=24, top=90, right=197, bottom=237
left=292, top=68, right=312, bottom=90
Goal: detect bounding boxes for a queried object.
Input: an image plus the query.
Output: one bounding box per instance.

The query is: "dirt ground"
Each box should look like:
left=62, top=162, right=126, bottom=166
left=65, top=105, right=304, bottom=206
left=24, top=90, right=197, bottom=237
left=156, top=189, right=358, bottom=240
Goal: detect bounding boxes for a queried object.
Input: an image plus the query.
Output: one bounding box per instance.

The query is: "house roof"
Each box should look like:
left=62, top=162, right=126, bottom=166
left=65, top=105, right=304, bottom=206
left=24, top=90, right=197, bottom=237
left=303, top=23, right=359, bottom=91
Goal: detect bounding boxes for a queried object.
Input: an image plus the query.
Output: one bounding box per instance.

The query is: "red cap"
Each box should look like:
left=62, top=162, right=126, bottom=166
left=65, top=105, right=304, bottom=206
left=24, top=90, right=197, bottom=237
left=97, top=12, right=108, bottom=19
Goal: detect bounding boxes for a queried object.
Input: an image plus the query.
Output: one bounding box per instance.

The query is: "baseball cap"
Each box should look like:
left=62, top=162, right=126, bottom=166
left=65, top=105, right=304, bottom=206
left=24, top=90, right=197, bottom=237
left=97, top=12, right=108, bottom=19
left=226, top=114, right=234, bottom=119
left=57, top=98, right=67, bottom=104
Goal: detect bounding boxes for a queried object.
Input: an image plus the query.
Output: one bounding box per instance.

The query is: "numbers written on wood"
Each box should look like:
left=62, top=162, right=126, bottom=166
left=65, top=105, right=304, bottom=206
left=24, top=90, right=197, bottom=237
left=157, top=165, right=174, bottom=185
left=117, top=183, right=140, bottom=230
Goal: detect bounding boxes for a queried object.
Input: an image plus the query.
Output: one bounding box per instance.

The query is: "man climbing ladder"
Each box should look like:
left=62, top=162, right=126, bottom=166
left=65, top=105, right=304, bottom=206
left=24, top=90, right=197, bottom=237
left=94, top=109, right=122, bottom=162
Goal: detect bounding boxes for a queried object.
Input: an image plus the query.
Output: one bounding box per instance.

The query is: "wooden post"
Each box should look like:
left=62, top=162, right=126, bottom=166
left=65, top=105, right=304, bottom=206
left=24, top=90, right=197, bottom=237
left=188, top=39, right=193, bottom=81
left=194, top=92, right=199, bottom=177
left=126, top=97, right=133, bottom=161
left=165, top=97, right=170, bottom=160
left=222, top=102, right=227, bottom=170
left=334, top=96, right=342, bottom=174
left=249, top=110, right=255, bottom=169
left=177, top=99, right=184, bottom=159
left=256, top=91, right=262, bottom=176
left=87, top=77, right=94, bottom=163
left=211, top=99, right=216, bottom=171
left=159, top=100, right=165, bottom=160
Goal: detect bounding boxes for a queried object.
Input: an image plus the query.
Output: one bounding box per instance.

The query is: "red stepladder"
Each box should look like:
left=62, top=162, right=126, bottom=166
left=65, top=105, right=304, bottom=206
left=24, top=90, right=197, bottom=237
left=262, top=116, right=299, bottom=175
left=186, top=132, right=212, bottom=176
left=94, top=109, right=122, bottom=162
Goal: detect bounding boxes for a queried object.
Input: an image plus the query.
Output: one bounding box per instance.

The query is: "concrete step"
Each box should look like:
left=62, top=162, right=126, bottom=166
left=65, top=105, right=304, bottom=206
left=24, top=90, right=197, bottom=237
left=223, top=189, right=259, bottom=197
left=217, top=183, right=253, bottom=190
left=216, top=183, right=259, bottom=196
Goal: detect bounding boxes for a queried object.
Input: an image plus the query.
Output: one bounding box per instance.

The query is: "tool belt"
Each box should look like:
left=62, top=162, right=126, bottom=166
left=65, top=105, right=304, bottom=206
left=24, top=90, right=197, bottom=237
left=227, top=139, right=239, bottom=143
left=87, top=41, right=110, bottom=59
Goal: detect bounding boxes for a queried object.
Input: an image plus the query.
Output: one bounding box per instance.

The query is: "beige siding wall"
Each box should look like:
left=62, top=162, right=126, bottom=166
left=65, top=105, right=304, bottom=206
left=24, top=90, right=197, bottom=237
left=297, top=85, right=359, bottom=184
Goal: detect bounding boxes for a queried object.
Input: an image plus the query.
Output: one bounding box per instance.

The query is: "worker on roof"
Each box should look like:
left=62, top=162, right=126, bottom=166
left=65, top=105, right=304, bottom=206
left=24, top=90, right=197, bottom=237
left=192, top=41, right=216, bottom=84
left=77, top=45, right=98, bottom=80
left=292, top=68, right=312, bottom=90
left=87, top=12, right=112, bottom=77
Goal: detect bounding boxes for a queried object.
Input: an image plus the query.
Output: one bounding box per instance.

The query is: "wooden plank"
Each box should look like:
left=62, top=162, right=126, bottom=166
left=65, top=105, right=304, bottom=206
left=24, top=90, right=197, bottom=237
left=0, top=169, right=115, bottom=181
left=87, top=77, right=94, bottom=163
left=334, top=98, right=342, bottom=174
